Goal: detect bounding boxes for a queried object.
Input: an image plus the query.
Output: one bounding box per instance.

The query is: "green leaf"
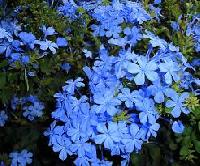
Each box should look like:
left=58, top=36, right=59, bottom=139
left=194, top=140, right=200, bottom=153
left=198, top=121, right=200, bottom=131
left=0, top=72, right=6, bottom=89
left=0, top=60, right=8, bottom=68
left=180, top=146, right=189, bottom=157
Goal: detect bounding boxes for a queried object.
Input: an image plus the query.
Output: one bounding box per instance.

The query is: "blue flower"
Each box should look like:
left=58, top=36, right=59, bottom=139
left=105, top=24, right=122, bottom=38
left=35, top=39, right=58, bottom=54
left=179, top=72, right=196, bottom=90
left=122, top=123, right=143, bottom=153
left=166, top=91, right=190, bottom=118
left=136, top=98, right=158, bottom=124
left=95, top=122, right=120, bottom=150
left=70, top=140, right=93, bottom=158
left=56, top=37, right=68, bottom=47
left=0, top=19, right=21, bottom=36
left=67, top=119, right=88, bottom=142
left=147, top=80, right=170, bottom=103
left=154, top=0, right=161, bottom=4
left=13, top=95, right=45, bottom=121
left=62, top=77, right=85, bottom=94
left=144, top=122, right=160, bottom=138
left=61, top=62, right=71, bottom=72
left=191, top=58, right=200, bottom=67
left=9, top=150, right=33, bottom=166
left=58, top=1, right=78, bottom=20
left=0, top=161, right=5, bottom=166
left=18, top=32, right=36, bottom=49
left=10, top=53, right=21, bottom=62
left=172, top=121, right=185, bottom=134
left=44, top=121, right=65, bottom=145
left=171, top=21, right=180, bottom=31
left=52, top=136, right=72, bottom=161
left=0, top=111, right=8, bottom=127
left=19, top=150, right=33, bottom=166
left=143, top=31, right=167, bottom=50
left=23, top=101, right=44, bottom=121
left=0, top=27, right=13, bottom=42
left=78, top=102, right=97, bottom=137
left=123, top=26, right=142, bottom=46
left=11, top=96, right=20, bottom=110
left=21, top=55, right=30, bottom=64
left=74, top=157, right=90, bottom=166
left=159, top=59, right=180, bottom=85
left=113, top=49, right=138, bottom=78
left=186, top=15, right=200, bottom=52
left=126, top=2, right=151, bottom=24
left=149, top=5, right=162, bottom=21
left=117, top=88, right=136, bottom=108
left=93, top=90, right=121, bottom=116
left=83, top=49, right=92, bottom=58
left=91, top=159, right=113, bottom=166
left=28, top=71, right=36, bottom=77
left=127, top=56, right=158, bottom=85
left=41, top=25, right=57, bottom=37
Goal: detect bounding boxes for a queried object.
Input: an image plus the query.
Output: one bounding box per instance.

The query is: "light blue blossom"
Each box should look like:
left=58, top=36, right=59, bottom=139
left=83, top=49, right=92, bottom=58
left=23, top=101, right=44, bottom=121
left=0, top=27, right=13, bottom=42
left=93, top=90, right=121, bottom=116
left=159, top=59, right=180, bottom=85
left=166, top=91, right=190, bottom=118
left=154, top=0, right=161, bottom=4
left=147, top=80, right=170, bottom=103
left=35, top=39, right=58, bottom=54
left=123, top=26, right=142, bottom=46
left=127, top=56, right=158, bottom=85
left=95, top=122, right=120, bottom=149
left=0, top=111, right=8, bottom=127
left=41, top=25, right=57, bottom=37
left=171, top=21, right=180, bottom=31
left=62, top=77, right=85, bottom=94
left=9, top=150, right=33, bottom=166
left=136, top=98, right=158, bottom=124
left=113, top=49, right=138, bottom=78
left=122, top=123, right=143, bottom=153
left=117, top=88, right=136, bottom=108
left=172, top=121, right=185, bottom=134
left=52, top=136, right=72, bottom=161
left=143, top=31, right=167, bottom=50
left=18, top=32, right=36, bottom=49
left=56, top=37, right=68, bottom=47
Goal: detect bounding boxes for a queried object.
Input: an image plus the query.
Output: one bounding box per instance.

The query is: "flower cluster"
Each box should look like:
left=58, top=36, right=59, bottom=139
left=0, top=0, right=199, bottom=165
left=44, top=1, right=199, bottom=165
left=186, top=14, right=200, bottom=52
left=9, top=150, right=33, bottom=166
left=11, top=95, right=44, bottom=121
left=58, top=0, right=80, bottom=21
left=91, top=0, right=150, bottom=46
left=0, top=20, right=67, bottom=67
left=0, top=111, right=8, bottom=127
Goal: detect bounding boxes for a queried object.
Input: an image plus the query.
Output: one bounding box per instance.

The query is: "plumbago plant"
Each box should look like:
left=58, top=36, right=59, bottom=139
left=0, top=0, right=200, bottom=166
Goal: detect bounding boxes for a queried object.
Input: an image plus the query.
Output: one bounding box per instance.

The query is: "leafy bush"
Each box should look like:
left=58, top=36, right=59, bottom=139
left=0, top=0, right=200, bottom=166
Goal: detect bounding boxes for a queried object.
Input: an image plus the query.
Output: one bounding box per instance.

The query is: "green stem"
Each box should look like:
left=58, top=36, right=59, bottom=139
left=24, top=68, right=29, bottom=92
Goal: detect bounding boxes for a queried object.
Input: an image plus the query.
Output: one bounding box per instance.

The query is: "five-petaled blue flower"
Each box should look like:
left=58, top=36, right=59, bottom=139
left=95, top=122, right=120, bottom=150
left=159, top=59, right=180, bottom=85
left=127, top=56, right=158, bottom=85
left=166, top=91, right=190, bottom=118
